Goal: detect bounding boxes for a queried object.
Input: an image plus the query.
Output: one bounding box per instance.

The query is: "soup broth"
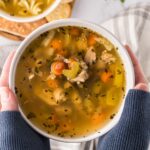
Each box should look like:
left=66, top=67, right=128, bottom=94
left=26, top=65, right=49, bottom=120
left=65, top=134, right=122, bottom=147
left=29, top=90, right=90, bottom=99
left=15, top=26, right=125, bottom=138
left=0, top=0, right=55, bottom=17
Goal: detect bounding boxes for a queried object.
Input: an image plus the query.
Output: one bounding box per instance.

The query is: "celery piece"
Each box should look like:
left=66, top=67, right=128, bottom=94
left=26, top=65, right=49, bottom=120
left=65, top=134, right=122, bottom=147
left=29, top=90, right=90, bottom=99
left=63, top=61, right=80, bottom=79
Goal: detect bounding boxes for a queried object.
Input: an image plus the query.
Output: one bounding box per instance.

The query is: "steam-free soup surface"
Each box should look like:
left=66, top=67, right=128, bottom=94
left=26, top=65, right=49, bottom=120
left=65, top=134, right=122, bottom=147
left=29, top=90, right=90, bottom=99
left=0, top=0, right=55, bottom=17
left=15, top=26, right=125, bottom=138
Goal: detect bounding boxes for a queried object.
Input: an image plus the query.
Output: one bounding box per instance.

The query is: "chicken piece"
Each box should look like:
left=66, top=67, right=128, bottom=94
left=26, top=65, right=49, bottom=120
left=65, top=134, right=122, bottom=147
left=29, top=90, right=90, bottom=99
left=84, top=47, right=96, bottom=65
left=47, top=73, right=56, bottom=80
left=53, top=88, right=67, bottom=103
left=80, top=60, right=88, bottom=70
left=28, top=73, right=35, bottom=80
left=71, top=70, right=89, bottom=84
left=101, top=50, right=116, bottom=64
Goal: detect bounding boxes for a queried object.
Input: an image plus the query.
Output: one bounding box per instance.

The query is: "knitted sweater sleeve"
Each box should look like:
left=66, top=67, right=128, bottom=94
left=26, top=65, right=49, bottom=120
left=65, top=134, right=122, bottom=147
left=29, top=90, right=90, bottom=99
left=0, top=111, right=50, bottom=150
left=97, top=89, right=150, bottom=150
left=0, top=90, right=149, bottom=150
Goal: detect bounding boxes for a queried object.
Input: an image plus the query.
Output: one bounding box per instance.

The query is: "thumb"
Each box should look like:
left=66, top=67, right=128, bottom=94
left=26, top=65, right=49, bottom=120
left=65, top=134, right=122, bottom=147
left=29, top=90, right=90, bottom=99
left=0, top=87, right=18, bottom=111
left=134, top=83, right=149, bottom=92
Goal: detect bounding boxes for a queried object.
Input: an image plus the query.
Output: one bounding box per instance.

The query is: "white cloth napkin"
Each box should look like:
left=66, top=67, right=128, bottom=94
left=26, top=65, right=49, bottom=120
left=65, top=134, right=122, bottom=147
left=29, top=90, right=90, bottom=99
left=0, top=2, right=150, bottom=150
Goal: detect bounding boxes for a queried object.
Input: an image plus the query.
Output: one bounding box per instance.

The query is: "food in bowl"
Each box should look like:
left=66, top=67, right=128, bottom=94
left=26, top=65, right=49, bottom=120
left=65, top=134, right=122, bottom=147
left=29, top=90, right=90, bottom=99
left=15, top=26, right=125, bottom=138
left=0, top=0, right=55, bottom=17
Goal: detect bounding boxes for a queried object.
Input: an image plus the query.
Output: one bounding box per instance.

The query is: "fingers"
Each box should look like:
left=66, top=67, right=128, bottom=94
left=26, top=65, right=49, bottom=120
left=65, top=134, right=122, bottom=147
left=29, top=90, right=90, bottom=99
left=0, top=51, right=15, bottom=87
left=0, top=51, right=18, bottom=111
left=134, top=83, right=149, bottom=92
left=125, top=45, right=148, bottom=85
left=0, top=87, right=18, bottom=111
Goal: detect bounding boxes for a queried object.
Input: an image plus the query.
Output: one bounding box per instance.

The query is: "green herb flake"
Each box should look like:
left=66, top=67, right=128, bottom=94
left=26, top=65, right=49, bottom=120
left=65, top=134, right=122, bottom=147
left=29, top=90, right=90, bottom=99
left=120, top=0, right=125, bottom=3
left=27, top=112, right=36, bottom=119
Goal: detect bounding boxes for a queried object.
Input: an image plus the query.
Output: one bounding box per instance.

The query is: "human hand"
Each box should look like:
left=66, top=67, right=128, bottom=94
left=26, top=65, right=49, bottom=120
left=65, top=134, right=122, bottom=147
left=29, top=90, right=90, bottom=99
left=0, top=46, right=148, bottom=111
left=125, top=45, right=149, bottom=92
left=0, top=51, right=18, bottom=112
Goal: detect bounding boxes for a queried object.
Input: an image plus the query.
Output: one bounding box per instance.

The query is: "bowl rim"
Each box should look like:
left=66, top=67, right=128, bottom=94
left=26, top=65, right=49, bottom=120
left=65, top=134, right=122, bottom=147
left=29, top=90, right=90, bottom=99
left=0, top=0, right=61, bottom=22
left=9, top=18, right=135, bottom=142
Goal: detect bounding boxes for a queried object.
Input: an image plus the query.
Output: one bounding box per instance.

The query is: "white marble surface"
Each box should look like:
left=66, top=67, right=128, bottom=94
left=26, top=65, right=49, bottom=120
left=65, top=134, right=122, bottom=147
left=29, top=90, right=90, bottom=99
left=0, top=36, right=21, bottom=46
left=72, top=0, right=150, bottom=23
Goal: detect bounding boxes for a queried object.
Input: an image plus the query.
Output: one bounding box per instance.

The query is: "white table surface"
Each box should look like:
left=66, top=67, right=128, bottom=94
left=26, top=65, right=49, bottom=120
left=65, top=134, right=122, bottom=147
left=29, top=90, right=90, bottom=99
left=0, top=0, right=150, bottom=46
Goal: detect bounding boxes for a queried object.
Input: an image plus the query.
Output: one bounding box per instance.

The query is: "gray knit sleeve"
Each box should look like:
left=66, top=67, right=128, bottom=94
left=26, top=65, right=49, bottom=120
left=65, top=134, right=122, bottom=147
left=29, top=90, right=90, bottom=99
left=0, top=111, right=50, bottom=150
left=97, top=89, right=150, bottom=150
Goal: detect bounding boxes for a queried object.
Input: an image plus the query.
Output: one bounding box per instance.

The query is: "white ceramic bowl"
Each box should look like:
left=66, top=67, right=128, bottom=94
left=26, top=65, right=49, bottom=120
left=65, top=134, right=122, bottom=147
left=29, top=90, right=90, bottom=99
left=0, top=0, right=61, bottom=22
left=9, top=19, right=135, bottom=142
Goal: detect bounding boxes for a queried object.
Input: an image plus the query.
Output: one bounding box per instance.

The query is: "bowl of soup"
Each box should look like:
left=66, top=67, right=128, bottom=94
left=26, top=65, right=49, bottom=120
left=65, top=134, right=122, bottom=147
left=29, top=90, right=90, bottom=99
left=9, top=19, right=134, bottom=142
left=0, top=0, right=61, bottom=22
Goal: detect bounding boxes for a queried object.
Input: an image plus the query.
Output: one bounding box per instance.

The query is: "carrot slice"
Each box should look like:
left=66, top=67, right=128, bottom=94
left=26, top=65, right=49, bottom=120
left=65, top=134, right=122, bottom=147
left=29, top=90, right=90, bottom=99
left=70, top=27, right=80, bottom=36
left=51, top=39, right=63, bottom=50
left=100, top=71, right=113, bottom=83
left=47, top=79, right=58, bottom=89
left=91, top=113, right=105, bottom=125
left=51, top=61, right=65, bottom=76
left=88, top=33, right=97, bottom=46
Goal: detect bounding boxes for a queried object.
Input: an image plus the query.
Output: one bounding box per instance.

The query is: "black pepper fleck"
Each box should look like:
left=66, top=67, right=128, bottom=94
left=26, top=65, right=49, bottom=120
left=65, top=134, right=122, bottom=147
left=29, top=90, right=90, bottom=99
left=110, top=114, right=116, bottom=119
